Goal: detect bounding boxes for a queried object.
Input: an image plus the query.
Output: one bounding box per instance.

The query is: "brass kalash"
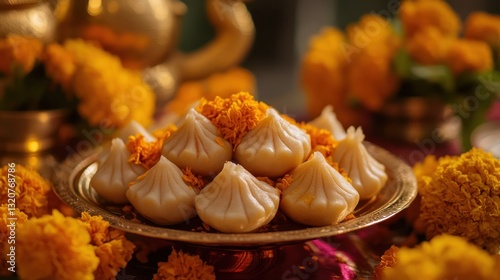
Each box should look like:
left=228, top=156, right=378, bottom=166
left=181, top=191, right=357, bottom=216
left=55, top=0, right=255, bottom=111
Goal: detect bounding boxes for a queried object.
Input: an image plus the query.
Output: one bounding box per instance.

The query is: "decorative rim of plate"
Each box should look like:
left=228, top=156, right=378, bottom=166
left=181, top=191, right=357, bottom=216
left=53, top=142, right=417, bottom=247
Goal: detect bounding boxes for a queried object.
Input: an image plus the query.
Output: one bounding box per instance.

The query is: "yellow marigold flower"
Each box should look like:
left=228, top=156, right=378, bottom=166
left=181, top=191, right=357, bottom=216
left=409, top=154, right=458, bottom=232
left=41, top=43, right=76, bottom=93
left=196, top=92, right=269, bottom=147
left=380, top=235, right=500, bottom=280
left=0, top=34, right=42, bottom=75
left=0, top=205, right=28, bottom=276
left=153, top=249, right=216, bottom=280
left=419, top=148, right=500, bottom=254
left=63, top=39, right=155, bottom=129
left=17, top=210, right=99, bottom=280
left=0, top=164, right=51, bottom=218
left=400, top=0, right=461, bottom=38
left=465, top=12, right=500, bottom=46
left=445, top=39, right=493, bottom=76
left=346, top=15, right=400, bottom=111
left=373, top=245, right=399, bottom=280
left=78, top=212, right=136, bottom=280
left=406, top=27, right=454, bottom=65
left=301, top=27, right=348, bottom=119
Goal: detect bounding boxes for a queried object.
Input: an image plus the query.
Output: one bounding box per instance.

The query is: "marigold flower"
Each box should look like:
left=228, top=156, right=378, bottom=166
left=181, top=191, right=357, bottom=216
left=127, top=134, right=164, bottom=170
left=400, top=0, right=461, bottom=38
left=445, top=39, right=493, bottom=76
left=0, top=164, right=51, bottom=218
left=345, top=15, right=400, bottom=111
left=418, top=148, right=500, bottom=253
left=196, top=92, right=269, bottom=147
left=41, top=43, right=76, bottom=93
left=380, top=235, right=500, bottom=280
left=301, top=27, right=349, bottom=119
left=63, top=39, right=155, bottom=128
left=153, top=249, right=216, bottom=280
left=464, top=12, right=500, bottom=47
left=409, top=155, right=457, bottom=232
left=373, top=245, right=399, bottom=280
left=0, top=205, right=28, bottom=276
left=78, top=212, right=136, bottom=280
left=406, top=27, right=454, bottom=65
left=17, top=210, right=99, bottom=280
left=0, top=34, right=43, bottom=76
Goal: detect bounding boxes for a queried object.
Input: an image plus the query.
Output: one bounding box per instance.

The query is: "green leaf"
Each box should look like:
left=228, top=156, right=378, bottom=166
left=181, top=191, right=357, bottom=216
left=393, top=49, right=413, bottom=78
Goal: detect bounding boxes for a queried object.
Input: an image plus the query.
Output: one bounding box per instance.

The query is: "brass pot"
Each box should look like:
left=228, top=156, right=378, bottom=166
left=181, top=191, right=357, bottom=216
left=0, top=0, right=56, bottom=42
left=372, top=97, right=458, bottom=143
left=0, top=109, right=68, bottom=153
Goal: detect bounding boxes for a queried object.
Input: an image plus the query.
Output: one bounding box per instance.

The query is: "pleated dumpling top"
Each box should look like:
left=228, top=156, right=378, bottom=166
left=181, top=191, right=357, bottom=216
left=235, top=108, right=311, bottom=177
left=280, top=152, right=359, bottom=226
left=126, top=156, right=198, bottom=225
left=118, top=120, right=155, bottom=143
left=332, top=127, right=388, bottom=200
left=162, top=108, right=232, bottom=176
left=195, top=161, right=280, bottom=233
left=90, top=138, right=146, bottom=204
left=308, top=105, right=346, bottom=140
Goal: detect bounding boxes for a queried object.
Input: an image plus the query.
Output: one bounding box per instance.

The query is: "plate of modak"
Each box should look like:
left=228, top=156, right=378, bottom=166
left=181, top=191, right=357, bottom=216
left=54, top=93, right=417, bottom=246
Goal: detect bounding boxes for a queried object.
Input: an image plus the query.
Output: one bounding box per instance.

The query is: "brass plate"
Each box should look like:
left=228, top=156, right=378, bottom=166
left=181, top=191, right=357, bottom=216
left=53, top=143, right=417, bottom=246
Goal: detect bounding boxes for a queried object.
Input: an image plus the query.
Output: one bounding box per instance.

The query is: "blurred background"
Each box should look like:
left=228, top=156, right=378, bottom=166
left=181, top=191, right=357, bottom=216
left=179, top=0, right=500, bottom=116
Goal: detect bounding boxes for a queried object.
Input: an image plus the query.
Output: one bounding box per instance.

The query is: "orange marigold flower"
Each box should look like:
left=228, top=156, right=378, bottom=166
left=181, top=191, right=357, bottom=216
left=301, top=27, right=349, bottom=119
left=445, top=39, right=493, bottom=76
left=17, top=210, right=99, bottom=280
left=400, top=0, right=461, bottom=38
left=78, top=212, right=136, bottom=280
left=346, top=15, right=400, bottom=111
left=0, top=205, right=28, bottom=276
left=373, top=245, right=399, bottom=280
left=182, top=167, right=208, bottom=192
left=153, top=249, right=215, bottom=280
left=41, top=43, right=76, bottom=93
left=406, top=26, right=455, bottom=65
left=127, top=134, right=164, bottom=170
left=64, top=39, right=155, bottom=128
left=380, top=235, right=500, bottom=280
left=0, top=34, right=42, bottom=75
left=419, top=148, right=500, bottom=254
left=464, top=12, right=500, bottom=47
left=0, top=164, right=51, bottom=218
left=196, top=92, right=269, bottom=147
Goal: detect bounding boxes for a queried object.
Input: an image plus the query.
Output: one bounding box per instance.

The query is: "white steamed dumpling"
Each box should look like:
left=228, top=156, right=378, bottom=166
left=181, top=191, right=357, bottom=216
left=332, top=126, right=388, bottom=200
left=280, top=151, right=359, bottom=226
left=118, top=120, right=155, bottom=143
left=308, top=105, right=346, bottom=140
left=90, top=138, right=146, bottom=204
left=162, top=108, right=232, bottom=176
left=234, top=108, right=311, bottom=177
left=195, top=161, right=280, bottom=233
left=126, top=156, right=198, bottom=225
